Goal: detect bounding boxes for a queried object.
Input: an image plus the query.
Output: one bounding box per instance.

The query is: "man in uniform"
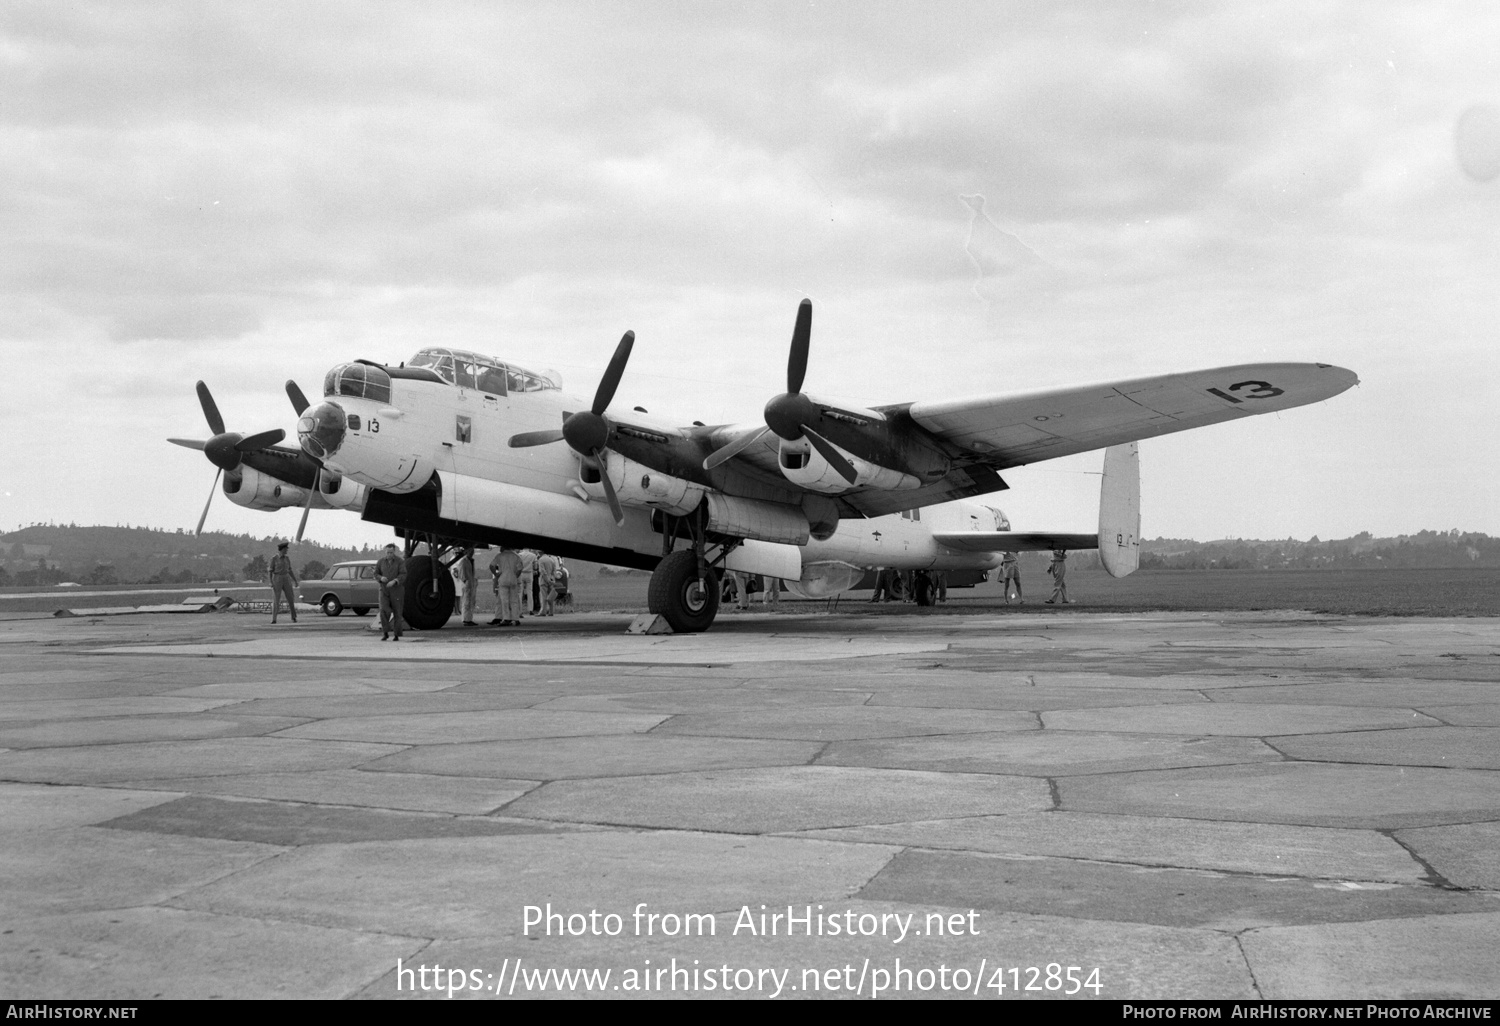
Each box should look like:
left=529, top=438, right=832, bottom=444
left=458, top=546, right=478, bottom=626
left=1045, top=549, right=1072, bottom=604
left=537, top=551, right=559, bottom=616
left=519, top=548, right=537, bottom=616
left=1001, top=551, right=1022, bottom=604
left=374, top=542, right=407, bottom=640
left=489, top=545, right=523, bottom=625
left=269, top=541, right=299, bottom=623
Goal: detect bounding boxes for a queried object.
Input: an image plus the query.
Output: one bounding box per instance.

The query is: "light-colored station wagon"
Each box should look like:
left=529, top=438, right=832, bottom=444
left=299, top=560, right=378, bottom=617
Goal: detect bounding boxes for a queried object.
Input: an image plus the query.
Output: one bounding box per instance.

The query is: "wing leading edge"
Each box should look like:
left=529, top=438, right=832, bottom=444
left=906, top=363, right=1357, bottom=470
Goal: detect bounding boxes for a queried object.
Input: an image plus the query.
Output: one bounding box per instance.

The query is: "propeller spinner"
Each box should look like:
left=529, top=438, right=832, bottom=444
left=508, top=331, right=634, bottom=525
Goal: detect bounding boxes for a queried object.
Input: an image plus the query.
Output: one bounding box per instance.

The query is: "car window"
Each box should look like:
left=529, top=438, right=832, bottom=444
left=357, top=566, right=375, bottom=579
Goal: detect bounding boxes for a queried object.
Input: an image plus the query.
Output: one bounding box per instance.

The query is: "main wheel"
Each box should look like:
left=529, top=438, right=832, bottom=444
left=402, top=555, right=456, bottom=630
left=320, top=595, right=343, bottom=617
left=647, top=550, right=720, bottom=633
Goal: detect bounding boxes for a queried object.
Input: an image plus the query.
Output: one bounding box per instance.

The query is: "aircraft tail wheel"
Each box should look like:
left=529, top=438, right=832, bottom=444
left=402, top=555, right=456, bottom=630
left=647, top=550, right=721, bottom=633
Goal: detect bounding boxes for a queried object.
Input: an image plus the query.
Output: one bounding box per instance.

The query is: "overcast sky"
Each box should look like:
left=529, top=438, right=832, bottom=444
left=2, top=1, right=1497, bottom=550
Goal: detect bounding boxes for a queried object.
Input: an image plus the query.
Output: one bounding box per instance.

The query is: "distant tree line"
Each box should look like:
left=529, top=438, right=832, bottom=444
left=1139, top=530, right=1500, bottom=570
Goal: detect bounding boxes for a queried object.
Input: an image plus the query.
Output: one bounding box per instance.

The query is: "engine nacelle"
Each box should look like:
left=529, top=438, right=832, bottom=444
left=315, top=473, right=366, bottom=511
left=223, top=467, right=309, bottom=511
left=579, top=453, right=705, bottom=516
left=777, top=438, right=921, bottom=494
left=785, top=560, right=866, bottom=599
left=704, top=493, right=810, bottom=545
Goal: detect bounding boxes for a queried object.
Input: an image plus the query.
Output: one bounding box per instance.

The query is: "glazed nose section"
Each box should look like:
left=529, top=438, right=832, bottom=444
left=298, top=401, right=346, bottom=460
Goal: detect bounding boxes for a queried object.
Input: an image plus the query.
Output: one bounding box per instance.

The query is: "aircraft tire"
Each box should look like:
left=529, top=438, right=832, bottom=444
left=403, top=555, right=456, bottom=630
left=648, top=550, right=720, bottom=633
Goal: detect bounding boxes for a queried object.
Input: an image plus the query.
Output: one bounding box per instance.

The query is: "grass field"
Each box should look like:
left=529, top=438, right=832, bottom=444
left=4, top=567, right=1497, bottom=618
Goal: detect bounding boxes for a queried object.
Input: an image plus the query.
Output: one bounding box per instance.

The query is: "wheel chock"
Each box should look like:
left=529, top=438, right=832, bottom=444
left=626, top=614, right=674, bottom=635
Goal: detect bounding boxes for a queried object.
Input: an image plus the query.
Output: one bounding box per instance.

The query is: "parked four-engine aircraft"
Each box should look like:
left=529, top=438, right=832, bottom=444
left=281, top=299, right=1355, bottom=631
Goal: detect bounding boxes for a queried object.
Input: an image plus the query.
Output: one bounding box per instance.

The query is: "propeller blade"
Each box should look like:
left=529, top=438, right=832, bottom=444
left=592, top=330, right=635, bottom=416
left=235, top=428, right=286, bottom=452
left=703, top=426, right=770, bottom=471
left=508, top=429, right=567, bottom=448
left=296, top=468, right=319, bottom=543
left=168, top=437, right=208, bottom=451
left=593, top=450, right=626, bottom=525
left=787, top=299, right=812, bottom=394
left=196, top=381, right=226, bottom=435
left=286, top=380, right=310, bottom=415
left=195, top=467, right=221, bottom=536
left=803, top=426, right=858, bottom=485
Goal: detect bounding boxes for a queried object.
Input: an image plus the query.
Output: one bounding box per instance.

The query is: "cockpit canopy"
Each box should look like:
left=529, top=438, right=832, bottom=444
left=407, top=348, right=561, bottom=396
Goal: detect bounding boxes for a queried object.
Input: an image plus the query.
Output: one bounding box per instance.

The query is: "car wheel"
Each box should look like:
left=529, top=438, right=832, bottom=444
left=351, top=606, right=370, bottom=616
left=321, top=595, right=343, bottom=617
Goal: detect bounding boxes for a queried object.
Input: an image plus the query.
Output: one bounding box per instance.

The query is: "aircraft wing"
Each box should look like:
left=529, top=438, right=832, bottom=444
left=904, top=363, right=1358, bottom=470
left=933, top=531, right=1097, bottom=553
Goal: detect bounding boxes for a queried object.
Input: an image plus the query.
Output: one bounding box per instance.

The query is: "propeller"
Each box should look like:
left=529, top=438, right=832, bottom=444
left=508, top=331, right=634, bottom=525
left=169, top=381, right=288, bottom=536
left=296, top=468, right=319, bottom=542
left=704, top=300, right=859, bottom=484
left=285, top=380, right=310, bottom=416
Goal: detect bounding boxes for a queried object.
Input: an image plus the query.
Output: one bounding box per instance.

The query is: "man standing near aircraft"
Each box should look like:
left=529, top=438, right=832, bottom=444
left=374, top=542, right=407, bottom=639
left=489, top=545, right=523, bottom=626
left=1001, top=551, right=1022, bottom=604
left=519, top=548, right=538, bottom=616
left=458, top=546, right=478, bottom=626
left=269, top=541, right=299, bottom=624
left=538, top=551, right=559, bottom=616
left=1045, top=549, right=1072, bottom=605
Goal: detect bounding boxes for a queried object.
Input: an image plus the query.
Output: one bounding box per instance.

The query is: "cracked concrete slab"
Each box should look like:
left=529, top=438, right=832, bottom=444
left=170, top=831, right=899, bottom=938
left=0, top=714, right=307, bottom=749
left=1043, top=704, right=1440, bottom=735
left=1241, top=911, right=1500, bottom=999
left=101, top=794, right=578, bottom=846
left=2, top=826, right=281, bottom=916
left=116, top=768, right=538, bottom=815
left=271, top=709, right=668, bottom=745
left=368, top=734, right=824, bottom=780
left=818, top=731, right=1278, bottom=776
left=0, top=906, right=422, bottom=999
left=0, top=782, right=184, bottom=831
left=1271, top=726, right=1500, bottom=769
left=0, top=737, right=402, bottom=784
left=654, top=706, right=1037, bottom=741
left=0, top=696, right=246, bottom=721
left=1394, top=822, right=1500, bottom=890
left=1061, top=763, right=1500, bottom=828
left=856, top=849, right=1491, bottom=931
left=506, top=766, right=1052, bottom=833
left=792, top=813, right=1425, bottom=882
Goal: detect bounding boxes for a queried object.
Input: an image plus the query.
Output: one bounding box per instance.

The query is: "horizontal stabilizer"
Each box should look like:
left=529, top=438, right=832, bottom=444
left=933, top=531, right=1096, bottom=553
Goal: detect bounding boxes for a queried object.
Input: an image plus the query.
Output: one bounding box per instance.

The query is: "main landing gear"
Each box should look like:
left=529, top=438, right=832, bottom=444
left=648, top=507, right=727, bottom=633
left=397, top=533, right=459, bottom=630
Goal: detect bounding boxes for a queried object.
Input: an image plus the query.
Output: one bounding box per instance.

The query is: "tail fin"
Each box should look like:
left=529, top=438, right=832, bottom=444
left=1098, top=442, right=1140, bottom=578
